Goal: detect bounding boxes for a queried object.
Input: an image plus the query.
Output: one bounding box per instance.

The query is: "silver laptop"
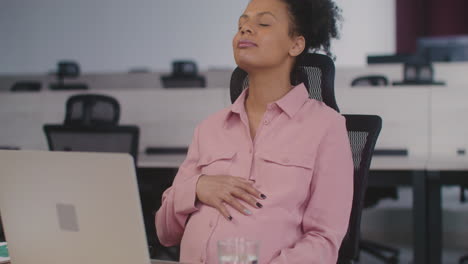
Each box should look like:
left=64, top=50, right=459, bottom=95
left=0, top=150, right=178, bottom=264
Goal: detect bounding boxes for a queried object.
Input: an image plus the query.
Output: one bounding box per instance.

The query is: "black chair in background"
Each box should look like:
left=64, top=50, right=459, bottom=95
left=352, top=74, right=400, bottom=264
left=49, top=61, right=88, bottom=90
left=161, top=60, right=206, bottom=88
left=338, top=114, right=383, bottom=264
left=230, top=53, right=339, bottom=111
left=10, top=81, right=42, bottom=92
left=43, top=93, right=137, bottom=162
left=64, top=94, right=120, bottom=127
left=43, top=125, right=139, bottom=160
left=351, top=75, right=389, bottom=87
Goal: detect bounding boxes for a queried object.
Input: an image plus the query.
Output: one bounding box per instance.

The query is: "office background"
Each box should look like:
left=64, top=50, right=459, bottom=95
left=1, top=0, right=468, bottom=263
left=0, top=0, right=395, bottom=73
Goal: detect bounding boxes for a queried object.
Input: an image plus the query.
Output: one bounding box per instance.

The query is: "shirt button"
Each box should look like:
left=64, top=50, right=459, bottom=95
left=264, top=120, right=269, bottom=125
left=249, top=149, right=253, bottom=154
left=200, top=257, right=204, bottom=263
left=209, top=221, right=214, bottom=228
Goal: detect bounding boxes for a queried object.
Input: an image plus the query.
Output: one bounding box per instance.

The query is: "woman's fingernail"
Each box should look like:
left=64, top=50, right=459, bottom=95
left=244, top=209, right=252, bottom=215
left=256, top=202, right=263, bottom=208
left=260, top=194, right=267, bottom=199
left=228, top=216, right=233, bottom=221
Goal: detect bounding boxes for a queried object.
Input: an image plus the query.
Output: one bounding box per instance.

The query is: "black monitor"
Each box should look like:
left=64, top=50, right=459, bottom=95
left=417, top=35, right=468, bottom=62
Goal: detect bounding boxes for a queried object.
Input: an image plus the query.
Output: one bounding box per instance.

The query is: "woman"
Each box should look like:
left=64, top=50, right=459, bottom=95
left=156, top=0, right=353, bottom=263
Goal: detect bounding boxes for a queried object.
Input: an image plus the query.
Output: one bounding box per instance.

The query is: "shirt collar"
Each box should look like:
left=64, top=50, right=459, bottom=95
left=225, top=82, right=309, bottom=124
left=274, top=82, right=309, bottom=118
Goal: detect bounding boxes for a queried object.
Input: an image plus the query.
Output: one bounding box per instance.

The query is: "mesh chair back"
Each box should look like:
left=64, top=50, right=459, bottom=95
left=65, top=94, right=120, bottom=126
left=230, top=53, right=339, bottom=112
left=43, top=125, right=139, bottom=160
left=10, top=81, right=42, bottom=92
left=338, top=114, right=382, bottom=263
left=351, top=75, right=389, bottom=86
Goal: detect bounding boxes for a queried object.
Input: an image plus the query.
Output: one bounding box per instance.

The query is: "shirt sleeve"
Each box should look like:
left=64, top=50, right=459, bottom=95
left=155, top=125, right=203, bottom=246
left=270, top=115, right=354, bottom=264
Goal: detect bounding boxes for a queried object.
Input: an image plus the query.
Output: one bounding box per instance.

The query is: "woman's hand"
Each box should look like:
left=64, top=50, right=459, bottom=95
left=196, top=174, right=266, bottom=220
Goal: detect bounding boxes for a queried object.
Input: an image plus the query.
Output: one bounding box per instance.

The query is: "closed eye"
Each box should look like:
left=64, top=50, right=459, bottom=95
left=259, top=24, right=269, bottom=27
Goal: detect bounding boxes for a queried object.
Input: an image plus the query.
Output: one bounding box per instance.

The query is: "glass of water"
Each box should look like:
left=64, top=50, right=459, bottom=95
left=218, top=237, right=259, bottom=264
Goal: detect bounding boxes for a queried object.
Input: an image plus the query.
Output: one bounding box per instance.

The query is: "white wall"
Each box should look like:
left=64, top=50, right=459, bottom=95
left=0, top=0, right=395, bottom=74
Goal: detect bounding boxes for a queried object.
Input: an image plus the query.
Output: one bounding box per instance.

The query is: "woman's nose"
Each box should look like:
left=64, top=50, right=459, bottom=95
left=240, top=24, right=253, bottom=35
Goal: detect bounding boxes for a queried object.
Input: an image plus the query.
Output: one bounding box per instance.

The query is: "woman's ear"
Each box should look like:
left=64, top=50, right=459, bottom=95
left=289, top=35, right=306, bottom=57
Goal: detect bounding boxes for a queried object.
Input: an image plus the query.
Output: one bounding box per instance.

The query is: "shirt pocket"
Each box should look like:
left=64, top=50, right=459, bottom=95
left=256, top=151, right=315, bottom=202
left=197, top=149, right=237, bottom=176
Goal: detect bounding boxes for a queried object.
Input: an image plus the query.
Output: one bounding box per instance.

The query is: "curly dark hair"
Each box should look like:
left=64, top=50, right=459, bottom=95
left=279, top=0, right=342, bottom=84
left=281, top=0, right=342, bottom=58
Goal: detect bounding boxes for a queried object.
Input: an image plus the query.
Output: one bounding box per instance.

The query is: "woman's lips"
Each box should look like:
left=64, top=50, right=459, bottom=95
left=238, top=40, right=257, bottom=48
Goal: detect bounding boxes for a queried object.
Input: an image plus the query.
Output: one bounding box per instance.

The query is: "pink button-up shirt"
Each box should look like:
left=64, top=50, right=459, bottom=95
left=155, top=83, right=353, bottom=264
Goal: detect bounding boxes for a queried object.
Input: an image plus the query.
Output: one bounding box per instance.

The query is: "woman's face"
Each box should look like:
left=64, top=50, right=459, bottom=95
left=233, top=0, right=304, bottom=72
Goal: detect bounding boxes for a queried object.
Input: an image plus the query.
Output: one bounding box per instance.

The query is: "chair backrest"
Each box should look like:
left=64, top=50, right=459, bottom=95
left=229, top=53, right=339, bottom=112
left=65, top=94, right=120, bottom=127
left=351, top=75, right=389, bottom=87
left=10, top=81, right=42, bottom=92
left=338, top=114, right=382, bottom=263
left=43, top=125, right=140, bottom=161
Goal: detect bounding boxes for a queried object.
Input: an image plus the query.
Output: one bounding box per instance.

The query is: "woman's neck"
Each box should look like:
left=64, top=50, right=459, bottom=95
left=245, top=67, right=293, bottom=114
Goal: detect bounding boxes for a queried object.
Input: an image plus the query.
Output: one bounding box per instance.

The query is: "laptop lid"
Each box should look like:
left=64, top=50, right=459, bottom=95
left=0, top=150, right=151, bottom=264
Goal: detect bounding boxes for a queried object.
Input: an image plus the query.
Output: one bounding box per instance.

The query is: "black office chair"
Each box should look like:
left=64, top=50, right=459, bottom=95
left=64, top=94, right=120, bottom=127
left=230, top=53, right=339, bottom=111
left=44, top=125, right=139, bottom=159
left=338, top=114, right=383, bottom=264
left=10, top=81, right=42, bottom=92
left=49, top=61, right=88, bottom=90
left=161, top=60, right=206, bottom=88
left=353, top=75, right=400, bottom=264
left=44, top=93, right=138, bottom=160
left=351, top=75, right=389, bottom=87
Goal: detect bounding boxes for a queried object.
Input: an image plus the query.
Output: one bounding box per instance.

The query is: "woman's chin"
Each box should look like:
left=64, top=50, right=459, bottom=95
left=235, top=58, right=263, bottom=72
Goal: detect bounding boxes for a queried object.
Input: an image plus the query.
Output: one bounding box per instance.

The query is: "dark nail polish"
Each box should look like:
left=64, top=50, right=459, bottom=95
left=228, top=216, right=233, bottom=221
left=256, top=202, right=263, bottom=208
left=260, top=194, right=267, bottom=199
